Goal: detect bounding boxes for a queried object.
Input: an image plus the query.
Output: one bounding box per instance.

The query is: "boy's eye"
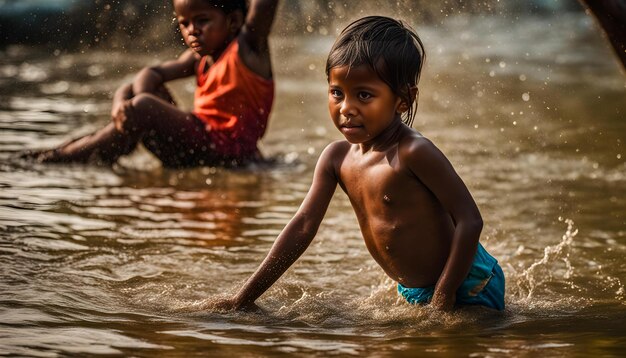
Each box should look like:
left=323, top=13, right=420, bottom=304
left=330, top=89, right=343, bottom=98
left=358, top=92, right=373, bottom=100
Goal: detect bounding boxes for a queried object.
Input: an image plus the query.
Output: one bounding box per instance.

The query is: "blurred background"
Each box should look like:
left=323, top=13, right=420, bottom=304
left=0, top=0, right=590, bottom=49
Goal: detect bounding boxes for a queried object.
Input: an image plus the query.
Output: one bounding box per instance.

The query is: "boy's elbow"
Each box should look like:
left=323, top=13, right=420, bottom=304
left=138, top=67, right=164, bottom=82
left=469, top=215, right=483, bottom=234
left=458, top=212, right=482, bottom=234
left=472, top=216, right=484, bottom=233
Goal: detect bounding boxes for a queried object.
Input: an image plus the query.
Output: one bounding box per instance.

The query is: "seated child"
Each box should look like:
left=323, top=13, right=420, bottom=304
left=24, top=0, right=280, bottom=168
left=216, top=16, right=505, bottom=311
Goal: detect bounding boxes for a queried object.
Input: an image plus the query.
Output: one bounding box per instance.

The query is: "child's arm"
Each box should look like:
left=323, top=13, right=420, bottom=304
left=403, top=137, right=483, bottom=311
left=241, top=0, right=280, bottom=53
left=111, top=83, right=133, bottom=119
left=219, top=142, right=340, bottom=310
left=237, top=0, right=279, bottom=79
left=130, top=49, right=197, bottom=96
left=110, top=50, right=197, bottom=130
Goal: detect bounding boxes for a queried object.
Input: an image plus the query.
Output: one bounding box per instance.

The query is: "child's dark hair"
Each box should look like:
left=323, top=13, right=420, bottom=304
left=326, top=16, right=426, bottom=127
left=205, top=0, right=248, bottom=17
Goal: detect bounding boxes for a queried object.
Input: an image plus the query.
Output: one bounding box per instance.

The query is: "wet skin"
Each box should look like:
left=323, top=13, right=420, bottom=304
left=228, top=64, right=484, bottom=310
left=327, top=65, right=465, bottom=288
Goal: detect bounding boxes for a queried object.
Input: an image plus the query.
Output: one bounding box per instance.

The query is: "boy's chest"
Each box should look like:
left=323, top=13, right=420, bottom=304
left=338, top=153, right=428, bottom=209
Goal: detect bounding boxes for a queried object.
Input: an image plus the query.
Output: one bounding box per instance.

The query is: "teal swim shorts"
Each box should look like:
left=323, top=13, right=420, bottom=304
left=397, top=243, right=505, bottom=310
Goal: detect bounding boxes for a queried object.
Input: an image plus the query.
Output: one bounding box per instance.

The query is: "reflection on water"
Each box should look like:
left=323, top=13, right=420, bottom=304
left=1, top=12, right=625, bottom=356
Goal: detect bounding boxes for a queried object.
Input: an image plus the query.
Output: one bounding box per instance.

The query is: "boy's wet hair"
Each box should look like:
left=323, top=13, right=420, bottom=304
left=326, top=16, right=426, bottom=127
left=205, top=0, right=247, bottom=17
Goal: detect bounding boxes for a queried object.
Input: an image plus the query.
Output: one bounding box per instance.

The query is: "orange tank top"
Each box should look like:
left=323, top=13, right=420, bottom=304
left=193, top=39, right=274, bottom=157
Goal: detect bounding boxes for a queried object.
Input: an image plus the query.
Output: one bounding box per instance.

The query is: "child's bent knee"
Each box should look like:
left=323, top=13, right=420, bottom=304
left=129, top=94, right=165, bottom=125
left=130, top=93, right=158, bottom=111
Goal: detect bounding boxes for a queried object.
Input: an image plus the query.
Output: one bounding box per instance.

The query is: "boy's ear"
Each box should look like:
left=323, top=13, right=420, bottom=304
left=396, top=86, right=419, bottom=113
left=227, top=10, right=245, bottom=33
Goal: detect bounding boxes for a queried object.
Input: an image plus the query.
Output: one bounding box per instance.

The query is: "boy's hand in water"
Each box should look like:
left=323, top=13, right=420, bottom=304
left=207, top=297, right=260, bottom=312
left=112, top=100, right=133, bottom=133
left=430, top=291, right=456, bottom=311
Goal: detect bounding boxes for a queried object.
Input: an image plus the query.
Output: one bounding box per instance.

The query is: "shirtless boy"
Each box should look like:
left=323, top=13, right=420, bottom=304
left=217, top=16, right=505, bottom=311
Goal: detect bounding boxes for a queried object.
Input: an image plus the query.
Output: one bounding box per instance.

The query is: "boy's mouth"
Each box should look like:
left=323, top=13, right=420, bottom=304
left=188, top=37, right=203, bottom=49
left=339, top=123, right=364, bottom=135
left=340, top=121, right=363, bottom=128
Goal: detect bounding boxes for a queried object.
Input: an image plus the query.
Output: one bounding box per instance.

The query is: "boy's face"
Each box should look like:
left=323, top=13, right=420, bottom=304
left=174, top=0, right=240, bottom=57
left=328, top=65, right=404, bottom=144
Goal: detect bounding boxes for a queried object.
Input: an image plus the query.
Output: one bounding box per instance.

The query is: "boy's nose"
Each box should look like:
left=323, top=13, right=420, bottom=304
left=187, top=23, right=200, bottom=35
left=339, top=99, right=357, bottom=117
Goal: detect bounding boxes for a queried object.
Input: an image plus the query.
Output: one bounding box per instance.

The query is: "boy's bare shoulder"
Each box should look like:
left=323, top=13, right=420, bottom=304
left=398, top=129, right=432, bottom=152
left=321, top=140, right=350, bottom=159
left=397, top=130, right=445, bottom=167
left=317, top=140, right=351, bottom=171
left=324, top=140, right=351, bottom=154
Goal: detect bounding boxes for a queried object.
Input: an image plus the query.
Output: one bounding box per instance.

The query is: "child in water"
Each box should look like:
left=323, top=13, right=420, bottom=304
left=217, top=16, right=505, bottom=311
left=25, top=0, right=279, bottom=167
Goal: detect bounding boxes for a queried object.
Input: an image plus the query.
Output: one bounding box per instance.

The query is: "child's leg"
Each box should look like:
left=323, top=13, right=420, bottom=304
left=35, top=123, right=136, bottom=164
left=128, top=93, right=217, bottom=167
left=23, top=84, right=199, bottom=165
left=53, top=93, right=212, bottom=167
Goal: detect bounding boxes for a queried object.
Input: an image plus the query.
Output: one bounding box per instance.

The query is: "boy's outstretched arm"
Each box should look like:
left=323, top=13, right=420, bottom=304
left=403, top=137, right=483, bottom=311
left=220, top=143, right=340, bottom=310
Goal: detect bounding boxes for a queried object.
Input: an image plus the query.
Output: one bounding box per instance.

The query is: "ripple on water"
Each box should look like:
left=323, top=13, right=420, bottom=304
left=0, top=206, right=113, bottom=232
left=161, top=329, right=363, bottom=355
left=0, top=308, right=64, bottom=325
left=0, top=327, right=171, bottom=356
left=22, top=237, right=89, bottom=252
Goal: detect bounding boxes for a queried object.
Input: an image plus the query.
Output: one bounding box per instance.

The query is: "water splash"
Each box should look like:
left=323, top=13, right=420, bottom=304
left=514, top=218, right=578, bottom=302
